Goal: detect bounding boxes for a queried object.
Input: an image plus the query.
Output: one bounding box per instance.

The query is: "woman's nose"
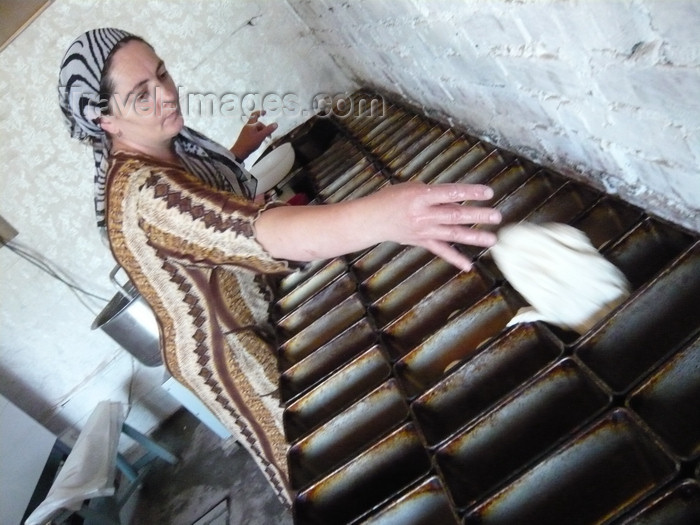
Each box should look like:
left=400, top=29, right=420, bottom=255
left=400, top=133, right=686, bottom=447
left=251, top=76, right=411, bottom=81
left=156, top=82, right=178, bottom=110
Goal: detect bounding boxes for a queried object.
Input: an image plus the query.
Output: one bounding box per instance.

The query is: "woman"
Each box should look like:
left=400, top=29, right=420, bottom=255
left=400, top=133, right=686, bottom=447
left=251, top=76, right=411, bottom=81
left=59, top=28, right=502, bottom=504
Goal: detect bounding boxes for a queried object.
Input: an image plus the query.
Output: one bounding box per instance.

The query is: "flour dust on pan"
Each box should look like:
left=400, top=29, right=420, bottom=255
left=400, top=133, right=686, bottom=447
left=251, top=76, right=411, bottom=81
left=489, top=222, right=631, bottom=335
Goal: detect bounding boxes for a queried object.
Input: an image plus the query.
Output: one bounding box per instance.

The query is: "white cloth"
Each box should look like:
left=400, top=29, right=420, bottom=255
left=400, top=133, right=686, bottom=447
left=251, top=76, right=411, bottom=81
left=490, top=222, right=630, bottom=334
left=24, top=402, right=124, bottom=525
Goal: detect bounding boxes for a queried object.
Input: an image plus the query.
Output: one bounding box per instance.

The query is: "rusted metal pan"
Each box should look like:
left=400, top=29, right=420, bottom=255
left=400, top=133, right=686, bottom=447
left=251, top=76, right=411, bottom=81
left=370, top=116, right=427, bottom=158
left=412, top=323, right=564, bottom=446
left=436, top=358, right=610, bottom=508
left=360, top=476, right=460, bottom=525
left=275, top=259, right=328, bottom=297
left=332, top=175, right=388, bottom=203
left=394, top=286, right=526, bottom=396
left=277, top=273, right=357, bottom=339
left=522, top=181, right=601, bottom=225
left=323, top=171, right=387, bottom=204
left=628, top=333, right=700, bottom=460
left=393, top=130, right=460, bottom=181
left=283, top=346, right=391, bottom=441
left=370, top=257, right=459, bottom=328
left=480, top=169, right=567, bottom=232
left=465, top=409, right=678, bottom=525
left=407, top=139, right=484, bottom=184
left=382, top=265, right=497, bottom=360
left=288, top=379, right=409, bottom=489
left=317, top=160, right=376, bottom=200
left=432, top=148, right=508, bottom=186
left=571, top=197, right=644, bottom=251
left=576, top=242, right=700, bottom=394
left=293, top=423, right=432, bottom=525
left=359, top=111, right=413, bottom=149
left=360, top=246, right=436, bottom=301
left=377, top=121, right=439, bottom=166
left=614, top=480, right=700, bottom=524
left=279, top=319, right=377, bottom=402
left=603, top=217, right=695, bottom=290
left=385, top=126, right=446, bottom=173
left=275, top=258, right=348, bottom=316
left=279, top=294, right=367, bottom=368
left=485, top=159, right=537, bottom=202
left=307, top=141, right=362, bottom=179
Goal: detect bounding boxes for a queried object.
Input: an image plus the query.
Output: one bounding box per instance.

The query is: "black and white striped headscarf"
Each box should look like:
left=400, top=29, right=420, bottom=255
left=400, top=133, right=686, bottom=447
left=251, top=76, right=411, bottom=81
left=58, top=28, right=256, bottom=228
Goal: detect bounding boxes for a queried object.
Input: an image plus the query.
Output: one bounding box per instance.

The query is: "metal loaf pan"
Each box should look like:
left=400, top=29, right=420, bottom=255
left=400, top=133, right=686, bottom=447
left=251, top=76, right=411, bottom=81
left=370, top=116, right=426, bottom=159
left=570, top=197, right=644, bottom=251
left=394, top=130, right=459, bottom=181
left=411, top=323, right=564, bottom=446
left=485, top=159, right=537, bottom=203
left=283, top=346, right=392, bottom=441
left=481, top=169, right=567, bottom=232
left=522, top=181, right=600, bottom=225
left=576, top=242, right=700, bottom=393
left=293, top=423, right=432, bottom=525
left=360, top=246, right=436, bottom=301
left=436, top=358, right=610, bottom=508
left=279, top=294, right=366, bottom=368
left=279, top=319, right=377, bottom=402
left=277, top=273, right=357, bottom=339
left=465, top=409, right=678, bottom=525
left=287, top=379, right=409, bottom=489
left=370, top=257, right=459, bottom=327
left=377, top=121, right=438, bottom=167
left=407, top=139, right=484, bottom=184
left=604, top=217, right=694, bottom=290
left=351, top=242, right=404, bottom=282
left=434, top=148, right=509, bottom=186
left=360, top=476, right=460, bottom=525
left=385, top=126, right=447, bottom=173
left=627, top=333, right=700, bottom=461
left=325, top=173, right=388, bottom=204
left=317, top=158, right=375, bottom=199
left=381, top=264, right=496, bottom=359
left=615, top=480, right=700, bottom=524
left=275, top=258, right=348, bottom=317
left=394, top=286, right=526, bottom=396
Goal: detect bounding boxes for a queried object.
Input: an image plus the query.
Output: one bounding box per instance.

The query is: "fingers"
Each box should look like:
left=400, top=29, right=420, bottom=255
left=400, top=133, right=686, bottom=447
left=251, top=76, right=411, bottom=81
left=423, top=183, right=495, bottom=204
left=423, top=202, right=501, bottom=227
left=247, top=110, right=265, bottom=123
left=422, top=240, right=475, bottom=273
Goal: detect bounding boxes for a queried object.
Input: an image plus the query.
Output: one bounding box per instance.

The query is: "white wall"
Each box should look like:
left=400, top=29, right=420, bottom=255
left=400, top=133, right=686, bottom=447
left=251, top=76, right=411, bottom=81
left=0, top=0, right=353, bottom=445
left=288, top=0, right=700, bottom=232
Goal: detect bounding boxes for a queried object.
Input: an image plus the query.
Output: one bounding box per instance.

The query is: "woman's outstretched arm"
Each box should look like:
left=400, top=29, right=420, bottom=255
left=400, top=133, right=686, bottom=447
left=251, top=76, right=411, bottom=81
left=254, top=182, right=502, bottom=272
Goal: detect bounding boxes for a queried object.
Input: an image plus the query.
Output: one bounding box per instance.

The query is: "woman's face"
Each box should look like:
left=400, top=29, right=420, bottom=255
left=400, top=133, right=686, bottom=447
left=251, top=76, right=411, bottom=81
left=100, top=40, right=183, bottom=148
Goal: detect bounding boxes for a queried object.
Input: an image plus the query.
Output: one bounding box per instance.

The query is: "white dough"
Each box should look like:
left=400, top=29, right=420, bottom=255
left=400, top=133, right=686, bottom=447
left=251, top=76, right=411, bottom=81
left=489, top=222, right=631, bottom=334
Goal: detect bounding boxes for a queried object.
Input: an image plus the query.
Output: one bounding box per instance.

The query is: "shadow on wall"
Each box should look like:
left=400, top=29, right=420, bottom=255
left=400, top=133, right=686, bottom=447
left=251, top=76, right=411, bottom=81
left=0, top=365, right=71, bottom=437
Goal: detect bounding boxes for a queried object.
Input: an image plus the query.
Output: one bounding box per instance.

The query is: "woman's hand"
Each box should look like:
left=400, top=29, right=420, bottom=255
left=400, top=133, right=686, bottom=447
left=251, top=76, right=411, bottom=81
left=230, top=111, right=278, bottom=161
left=255, top=181, right=502, bottom=272
left=362, top=182, right=501, bottom=271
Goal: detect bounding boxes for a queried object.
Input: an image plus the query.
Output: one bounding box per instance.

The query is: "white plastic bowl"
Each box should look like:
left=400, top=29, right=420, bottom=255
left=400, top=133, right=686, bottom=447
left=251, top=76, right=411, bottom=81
left=249, top=142, right=295, bottom=195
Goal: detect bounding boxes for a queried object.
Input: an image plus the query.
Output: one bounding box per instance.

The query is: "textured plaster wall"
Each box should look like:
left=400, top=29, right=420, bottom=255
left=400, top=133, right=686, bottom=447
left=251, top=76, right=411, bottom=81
left=0, top=0, right=352, bottom=444
left=289, top=0, right=700, bottom=232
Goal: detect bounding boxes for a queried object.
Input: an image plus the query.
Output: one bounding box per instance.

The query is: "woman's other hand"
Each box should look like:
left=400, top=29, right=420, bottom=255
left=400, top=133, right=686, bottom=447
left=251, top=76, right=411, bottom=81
left=256, top=182, right=502, bottom=272
left=231, top=111, right=278, bottom=161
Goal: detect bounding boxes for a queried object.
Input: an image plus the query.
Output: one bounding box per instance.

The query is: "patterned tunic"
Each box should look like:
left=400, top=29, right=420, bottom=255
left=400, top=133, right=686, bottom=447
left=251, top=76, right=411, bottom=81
left=105, top=151, right=293, bottom=504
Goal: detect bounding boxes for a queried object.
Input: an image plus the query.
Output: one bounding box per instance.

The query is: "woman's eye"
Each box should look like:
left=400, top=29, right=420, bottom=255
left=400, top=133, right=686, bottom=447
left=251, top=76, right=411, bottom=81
left=136, top=91, right=149, bottom=102
left=158, top=69, right=169, bottom=80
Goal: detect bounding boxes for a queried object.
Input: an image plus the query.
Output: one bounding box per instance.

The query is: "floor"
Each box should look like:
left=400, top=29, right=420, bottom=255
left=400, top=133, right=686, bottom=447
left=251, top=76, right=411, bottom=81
left=125, top=408, right=293, bottom=525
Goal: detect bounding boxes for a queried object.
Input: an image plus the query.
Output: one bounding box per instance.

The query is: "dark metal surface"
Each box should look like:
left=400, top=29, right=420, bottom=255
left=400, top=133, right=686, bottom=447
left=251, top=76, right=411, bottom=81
left=276, top=91, right=700, bottom=524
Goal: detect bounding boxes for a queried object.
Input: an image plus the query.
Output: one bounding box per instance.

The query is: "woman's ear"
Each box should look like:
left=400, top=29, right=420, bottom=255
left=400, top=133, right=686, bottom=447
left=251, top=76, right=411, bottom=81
left=99, top=115, right=119, bottom=136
